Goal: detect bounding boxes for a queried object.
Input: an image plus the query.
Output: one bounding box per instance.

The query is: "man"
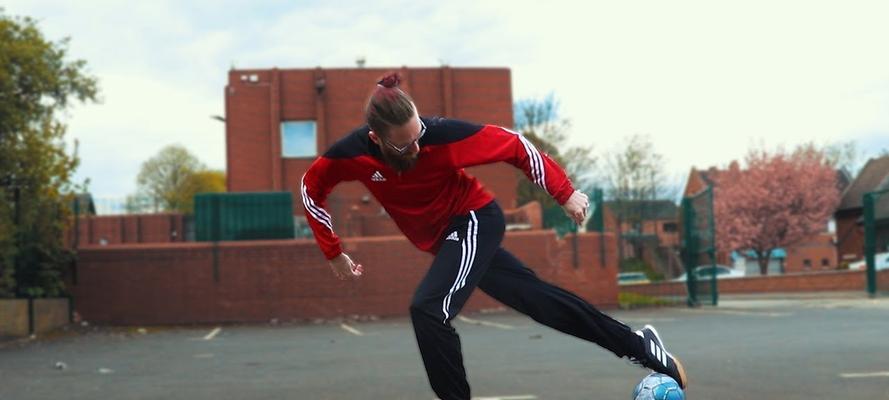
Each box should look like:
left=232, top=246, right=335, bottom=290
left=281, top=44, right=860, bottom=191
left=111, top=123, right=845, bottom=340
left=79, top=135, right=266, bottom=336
left=301, top=73, right=687, bottom=399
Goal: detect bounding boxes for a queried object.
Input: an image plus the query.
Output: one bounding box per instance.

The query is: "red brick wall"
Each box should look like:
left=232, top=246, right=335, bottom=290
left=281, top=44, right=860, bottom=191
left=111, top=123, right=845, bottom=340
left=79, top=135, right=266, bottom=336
left=835, top=211, right=864, bottom=264
left=227, top=67, right=520, bottom=238
left=621, top=269, right=884, bottom=297
left=504, top=201, right=543, bottom=230
left=784, top=233, right=838, bottom=273
left=68, top=214, right=186, bottom=246
left=69, top=231, right=618, bottom=325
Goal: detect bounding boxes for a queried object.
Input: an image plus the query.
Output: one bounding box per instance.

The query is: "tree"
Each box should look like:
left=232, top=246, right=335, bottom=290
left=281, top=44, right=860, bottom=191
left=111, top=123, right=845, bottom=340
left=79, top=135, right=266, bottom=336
left=176, top=170, right=226, bottom=214
left=603, top=134, right=676, bottom=259
left=713, top=146, right=840, bottom=275
left=821, top=140, right=864, bottom=177
left=513, top=94, right=597, bottom=212
left=136, top=145, right=204, bottom=212
left=0, top=11, right=98, bottom=297
left=134, top=145, right=224, bottom=214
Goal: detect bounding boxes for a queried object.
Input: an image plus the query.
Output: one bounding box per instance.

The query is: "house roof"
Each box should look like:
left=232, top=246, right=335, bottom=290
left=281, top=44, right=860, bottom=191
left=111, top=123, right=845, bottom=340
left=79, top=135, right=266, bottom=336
left=682, top=167, right=721, bottom=197
left=838, top=156, right=889, bottom=211
left=604, top=200, right=679, bottom=221
left=698, top=168, right=719, bottom=187
left=71, top=193, right=96, bottom=216
left=836, top=169, right=853, bottom=193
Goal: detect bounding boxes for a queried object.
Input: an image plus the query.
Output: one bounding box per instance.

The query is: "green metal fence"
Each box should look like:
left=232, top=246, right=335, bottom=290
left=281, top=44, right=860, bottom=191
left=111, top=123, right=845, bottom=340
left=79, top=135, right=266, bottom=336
left=541, top=188, right=605, bottom=237
left=587, top=188, right=605, bottom=233
left=194, top=192, right=295, bottom=242
left=681, top=186, right=717, bottom=306
left=863, top=188, right=889, bottom=297
left=540, top=188, right=605, bottom=269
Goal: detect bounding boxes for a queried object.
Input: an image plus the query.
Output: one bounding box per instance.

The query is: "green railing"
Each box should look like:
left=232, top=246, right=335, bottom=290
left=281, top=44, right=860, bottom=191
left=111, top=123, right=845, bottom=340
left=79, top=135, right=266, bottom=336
left=681, top=186, right=717, bottom=306
left=863, top=188, right=889, bottom=297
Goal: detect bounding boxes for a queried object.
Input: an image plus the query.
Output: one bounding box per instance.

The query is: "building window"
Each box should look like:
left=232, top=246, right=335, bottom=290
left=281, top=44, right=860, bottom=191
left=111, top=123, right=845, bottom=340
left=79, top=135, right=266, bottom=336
left=663, top=222, right=678, bottom=232
left=803, top=259, right=812, bottom=269
left=821, top=258, right=830, bottom=267
left=281, top=121, right=317, bottom=158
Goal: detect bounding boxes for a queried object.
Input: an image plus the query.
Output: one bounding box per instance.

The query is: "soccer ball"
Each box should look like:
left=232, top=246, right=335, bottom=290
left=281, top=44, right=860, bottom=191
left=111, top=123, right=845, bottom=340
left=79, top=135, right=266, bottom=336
left=632, top=372, right=685, bottom=400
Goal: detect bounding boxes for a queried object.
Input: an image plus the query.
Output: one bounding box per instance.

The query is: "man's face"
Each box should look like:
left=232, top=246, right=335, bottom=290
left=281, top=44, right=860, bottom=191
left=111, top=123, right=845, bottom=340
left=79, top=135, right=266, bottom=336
left=373, top=110, right=425, bottom=172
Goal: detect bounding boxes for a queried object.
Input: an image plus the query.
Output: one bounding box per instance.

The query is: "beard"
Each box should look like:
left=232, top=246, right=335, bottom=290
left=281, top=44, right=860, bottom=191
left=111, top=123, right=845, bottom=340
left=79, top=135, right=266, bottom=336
left=381, top=149, right=419, bottom=172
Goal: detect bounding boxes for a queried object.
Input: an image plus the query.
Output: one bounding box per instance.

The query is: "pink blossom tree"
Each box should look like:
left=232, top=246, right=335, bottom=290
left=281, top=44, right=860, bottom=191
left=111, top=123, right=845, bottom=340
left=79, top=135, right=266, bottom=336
left=713, top=146, right=840, bottom=275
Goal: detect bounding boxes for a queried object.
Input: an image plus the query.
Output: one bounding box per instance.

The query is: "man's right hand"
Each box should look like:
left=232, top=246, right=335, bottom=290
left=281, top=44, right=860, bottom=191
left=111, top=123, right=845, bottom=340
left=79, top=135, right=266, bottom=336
left=329, top=253, right=364, bottom=280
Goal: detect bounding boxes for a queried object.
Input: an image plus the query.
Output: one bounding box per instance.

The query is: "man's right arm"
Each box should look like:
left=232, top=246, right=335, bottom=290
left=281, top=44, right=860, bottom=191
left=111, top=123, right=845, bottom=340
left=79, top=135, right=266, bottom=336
left=300, top=157, right=344, bottom=260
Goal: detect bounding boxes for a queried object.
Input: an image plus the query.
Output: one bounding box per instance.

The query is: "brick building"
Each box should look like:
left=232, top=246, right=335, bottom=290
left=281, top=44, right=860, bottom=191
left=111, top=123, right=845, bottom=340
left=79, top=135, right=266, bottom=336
left=835, top=156, right=889, bottom=263
left=603, top=200, right=680, bottom=248
left=224, top=66, right=519, bottom=237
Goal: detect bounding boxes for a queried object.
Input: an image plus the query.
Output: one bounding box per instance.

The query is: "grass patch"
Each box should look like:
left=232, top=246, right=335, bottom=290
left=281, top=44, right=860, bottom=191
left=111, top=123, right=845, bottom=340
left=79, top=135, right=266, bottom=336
left=619, top=292, right=683, bottom=309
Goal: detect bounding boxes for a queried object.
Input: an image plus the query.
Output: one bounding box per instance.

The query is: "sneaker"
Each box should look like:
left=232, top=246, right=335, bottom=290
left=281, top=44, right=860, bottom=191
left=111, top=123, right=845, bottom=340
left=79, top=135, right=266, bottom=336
left=631, top=324, right=688, bottom=389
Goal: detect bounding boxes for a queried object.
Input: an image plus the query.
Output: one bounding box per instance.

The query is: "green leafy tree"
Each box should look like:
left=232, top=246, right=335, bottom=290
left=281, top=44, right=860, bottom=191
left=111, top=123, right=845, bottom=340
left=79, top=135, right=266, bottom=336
left=0, top=10, right=98, bottom=297
left=134, top=145, right=223, bottom=214
left=176, top=169, right=226, bottom=214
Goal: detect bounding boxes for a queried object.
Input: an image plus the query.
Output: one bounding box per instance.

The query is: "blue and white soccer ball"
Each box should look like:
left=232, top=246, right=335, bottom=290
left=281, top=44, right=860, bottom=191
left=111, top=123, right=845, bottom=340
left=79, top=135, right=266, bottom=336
left=632, top=372, right=685, bottom=400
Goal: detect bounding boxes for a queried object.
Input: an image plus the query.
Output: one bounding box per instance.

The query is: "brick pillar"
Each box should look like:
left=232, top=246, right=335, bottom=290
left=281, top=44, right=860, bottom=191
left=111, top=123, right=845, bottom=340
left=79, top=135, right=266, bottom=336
left=441, top=66, right=454, bottom=117
left=269, top=68, right=282, bottom=190
left=314, top=67, right=327, bottom=153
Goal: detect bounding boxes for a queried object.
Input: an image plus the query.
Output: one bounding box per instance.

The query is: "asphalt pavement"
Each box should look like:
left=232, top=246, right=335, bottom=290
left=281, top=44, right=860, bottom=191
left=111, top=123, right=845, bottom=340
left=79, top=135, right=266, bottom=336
left=1, top=293, right=888, bottom=400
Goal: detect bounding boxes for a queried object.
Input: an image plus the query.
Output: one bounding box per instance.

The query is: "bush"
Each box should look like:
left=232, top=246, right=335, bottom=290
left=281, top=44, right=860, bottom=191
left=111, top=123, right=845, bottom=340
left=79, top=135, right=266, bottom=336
left=0, top=197, right=16, bottom=298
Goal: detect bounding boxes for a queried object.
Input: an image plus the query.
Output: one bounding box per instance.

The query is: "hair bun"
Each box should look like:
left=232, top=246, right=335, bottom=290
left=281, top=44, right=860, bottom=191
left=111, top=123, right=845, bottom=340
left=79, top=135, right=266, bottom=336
left=377, top=72, right=401, bottom=88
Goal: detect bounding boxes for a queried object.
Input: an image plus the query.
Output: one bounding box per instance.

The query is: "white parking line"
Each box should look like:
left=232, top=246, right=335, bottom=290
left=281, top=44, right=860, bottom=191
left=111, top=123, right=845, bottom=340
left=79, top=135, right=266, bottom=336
left=678, top=308, right=792, bottom=317
left=621, top=318, right=677, bottom=323
left=473, top=396, right=537, bottom=400
left=840, top=371, right=889, bottom=379
left=203, top=327, right=221, bottom=340
left=457, top=315, right=516, bottom=330
left=340, top=323, right=364, bottom=336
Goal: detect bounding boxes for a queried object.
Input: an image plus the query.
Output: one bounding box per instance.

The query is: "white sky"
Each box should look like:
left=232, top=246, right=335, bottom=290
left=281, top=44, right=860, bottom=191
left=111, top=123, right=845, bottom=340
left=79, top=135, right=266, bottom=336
left=6, top=0, right=889, bottom=199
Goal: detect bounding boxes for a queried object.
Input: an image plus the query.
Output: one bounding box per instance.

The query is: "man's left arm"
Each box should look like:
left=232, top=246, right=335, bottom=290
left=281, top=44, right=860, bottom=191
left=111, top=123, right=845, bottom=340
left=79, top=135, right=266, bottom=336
left=451, top=124, right=589, bottom=224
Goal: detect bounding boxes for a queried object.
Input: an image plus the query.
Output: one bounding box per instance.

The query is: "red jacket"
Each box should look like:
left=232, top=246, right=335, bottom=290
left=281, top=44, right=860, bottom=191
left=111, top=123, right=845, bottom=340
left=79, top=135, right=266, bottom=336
left=301, top=117, right=575, bottom=260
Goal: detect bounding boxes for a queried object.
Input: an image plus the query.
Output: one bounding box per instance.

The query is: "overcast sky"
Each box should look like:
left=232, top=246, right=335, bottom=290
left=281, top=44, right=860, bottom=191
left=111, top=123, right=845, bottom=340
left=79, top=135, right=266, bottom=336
left=6, top=0, right=889, bottom=201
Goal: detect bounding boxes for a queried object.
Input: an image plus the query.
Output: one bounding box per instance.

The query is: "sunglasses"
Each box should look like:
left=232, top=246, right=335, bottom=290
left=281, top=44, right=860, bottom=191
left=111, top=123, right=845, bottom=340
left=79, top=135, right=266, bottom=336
left=383, top=119, right=426, bottom=155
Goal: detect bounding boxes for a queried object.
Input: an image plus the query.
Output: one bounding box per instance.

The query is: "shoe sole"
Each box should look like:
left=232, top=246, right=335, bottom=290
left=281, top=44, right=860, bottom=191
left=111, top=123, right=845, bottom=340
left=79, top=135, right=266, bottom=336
left=643, top=324, right=689, bottom=389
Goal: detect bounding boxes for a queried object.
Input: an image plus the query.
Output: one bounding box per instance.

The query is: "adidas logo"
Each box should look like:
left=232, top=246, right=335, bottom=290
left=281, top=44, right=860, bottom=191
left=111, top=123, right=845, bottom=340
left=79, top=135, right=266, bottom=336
left=446, top=231, right=459, bottom=241
left=371, top=171, right=386, bottom=182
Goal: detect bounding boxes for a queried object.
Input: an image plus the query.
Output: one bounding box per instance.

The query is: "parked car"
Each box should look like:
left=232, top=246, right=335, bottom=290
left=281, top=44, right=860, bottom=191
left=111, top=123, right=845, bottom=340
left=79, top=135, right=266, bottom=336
left=848, top=252, right=889, bottom=271
left=672, top=265, right=745, bottom=282
left=617, top=272, right=650, bottom=285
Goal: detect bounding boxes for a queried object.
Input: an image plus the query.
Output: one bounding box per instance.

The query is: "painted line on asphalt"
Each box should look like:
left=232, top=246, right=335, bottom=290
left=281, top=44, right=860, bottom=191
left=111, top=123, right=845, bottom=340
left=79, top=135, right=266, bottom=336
left=340, top=323, right=365, bottom=336
left=203, top=327, right=221, bottom=340
left=621, top=318, right=677, bottom=323
left=678, top=308, right=792, bottom=317
left=457, top=315, right=516, bottom=330
left=840, top=371, right=889, bottom=379
left=473, top=396, right=537, bottom=400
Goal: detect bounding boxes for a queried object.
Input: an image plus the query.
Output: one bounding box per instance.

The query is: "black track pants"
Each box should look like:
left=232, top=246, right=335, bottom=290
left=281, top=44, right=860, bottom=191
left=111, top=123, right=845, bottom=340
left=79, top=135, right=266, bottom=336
left=410, top=201, right=643, bottom=400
